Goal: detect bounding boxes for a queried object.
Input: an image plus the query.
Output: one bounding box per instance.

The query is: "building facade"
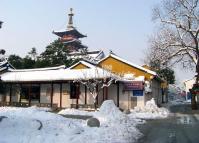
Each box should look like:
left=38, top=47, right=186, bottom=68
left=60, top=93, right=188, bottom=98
left=0, top=54, right=163, bottom=110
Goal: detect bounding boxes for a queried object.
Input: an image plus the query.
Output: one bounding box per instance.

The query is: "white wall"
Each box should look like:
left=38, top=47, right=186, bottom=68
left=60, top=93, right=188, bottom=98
left=108, top=84, right=117, bottom=105
left=79, top=84, right=85, bottom=104
left=52, top=84, right=61, bottom=107
left=40, top=84, right=51, bottom=104
left=150, top=79, right=162, bottom=105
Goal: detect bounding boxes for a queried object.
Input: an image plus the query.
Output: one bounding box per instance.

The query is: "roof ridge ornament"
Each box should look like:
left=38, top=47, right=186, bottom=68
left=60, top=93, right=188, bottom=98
left=67, top=8, right=74, bottom=30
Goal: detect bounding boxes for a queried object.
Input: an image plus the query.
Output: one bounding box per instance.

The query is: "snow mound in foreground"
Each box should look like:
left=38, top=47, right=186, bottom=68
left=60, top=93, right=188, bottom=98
left=98, top=100, right=124, bottom=121
left=59, top=100, right=143, bottom=143
left=130, top=98, right=169, bottom=119
left=83, top=100, right=142, bottom=143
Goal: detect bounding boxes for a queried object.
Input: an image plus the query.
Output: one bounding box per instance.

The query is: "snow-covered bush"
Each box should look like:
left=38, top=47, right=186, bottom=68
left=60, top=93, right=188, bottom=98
left=129, top=98, right=169, bottom=119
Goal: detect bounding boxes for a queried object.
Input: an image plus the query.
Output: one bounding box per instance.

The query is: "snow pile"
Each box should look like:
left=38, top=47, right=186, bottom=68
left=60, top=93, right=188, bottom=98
left=0, top=107, right=84, bottom=143
left=97, top=100, right=125, bottom=122
left=59, top=100, right=143, bottom=143
left=129, top=98, right=169, bottom=119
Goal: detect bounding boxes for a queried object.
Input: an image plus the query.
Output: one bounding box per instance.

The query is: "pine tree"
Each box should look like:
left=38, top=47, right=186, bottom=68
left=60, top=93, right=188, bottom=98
left=40, top=39, right=73, bottom=67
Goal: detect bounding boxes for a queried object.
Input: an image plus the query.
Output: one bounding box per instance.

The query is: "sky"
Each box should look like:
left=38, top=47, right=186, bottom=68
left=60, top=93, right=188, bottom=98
left=0, top=0, right=194, bottom=84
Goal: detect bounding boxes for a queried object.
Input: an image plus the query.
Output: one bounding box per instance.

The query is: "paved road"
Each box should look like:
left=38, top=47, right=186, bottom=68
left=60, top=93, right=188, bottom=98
left=137, top=104, right=199, bottom=143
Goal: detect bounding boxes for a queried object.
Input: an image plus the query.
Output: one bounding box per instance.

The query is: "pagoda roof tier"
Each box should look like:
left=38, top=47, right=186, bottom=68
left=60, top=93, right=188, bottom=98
left=63, top=39, right=88, bottom=49
left=53, top=28, right=86, bottom=39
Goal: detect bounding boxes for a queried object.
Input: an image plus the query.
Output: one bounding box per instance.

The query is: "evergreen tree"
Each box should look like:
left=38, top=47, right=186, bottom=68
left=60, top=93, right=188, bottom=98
left=8, top=55, right=23, bottom=69
left=28, top=47, right=37, bottom=61
left=23, top=56, right=35, bottom=69
left=40, top=39, right=73, bottom=67
left=147, top=59, right=175, bottom=84
left=157, top=68, right=175, bottom=84
left=8, top=40, right=76, bottom=69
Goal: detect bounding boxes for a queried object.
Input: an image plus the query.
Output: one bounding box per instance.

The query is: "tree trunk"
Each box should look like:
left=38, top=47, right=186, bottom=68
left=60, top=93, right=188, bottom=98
left=196, top=59, right=199, bottom=84
left=191, top=94, right=197, bottom=110
left=191, top=59, right=199, bottom=110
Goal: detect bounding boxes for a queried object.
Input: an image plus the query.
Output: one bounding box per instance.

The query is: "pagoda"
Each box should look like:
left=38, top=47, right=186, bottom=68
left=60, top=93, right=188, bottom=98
left=53, top=8, right=87, bottom=53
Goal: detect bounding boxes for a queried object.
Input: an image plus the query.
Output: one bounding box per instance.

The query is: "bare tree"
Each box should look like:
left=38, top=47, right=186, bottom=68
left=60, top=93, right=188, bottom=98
left=149, top=0, right=199, bottom=79
left=149, top=0, right=199, bottom=109
left=74, top=67, right=121, bottom=109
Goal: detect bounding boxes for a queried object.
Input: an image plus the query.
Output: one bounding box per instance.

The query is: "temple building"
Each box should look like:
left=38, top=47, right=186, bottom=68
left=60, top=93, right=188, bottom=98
left=0, top=53, right=164, bottom=110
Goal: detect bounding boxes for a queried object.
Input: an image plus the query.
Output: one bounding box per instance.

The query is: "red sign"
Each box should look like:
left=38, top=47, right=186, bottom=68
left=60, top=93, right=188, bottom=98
left=123, top=81, right=144, bottom=91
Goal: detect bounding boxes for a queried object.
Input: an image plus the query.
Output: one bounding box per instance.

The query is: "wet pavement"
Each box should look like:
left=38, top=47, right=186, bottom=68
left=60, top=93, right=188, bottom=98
left=137, top=103, right=199, bottom=143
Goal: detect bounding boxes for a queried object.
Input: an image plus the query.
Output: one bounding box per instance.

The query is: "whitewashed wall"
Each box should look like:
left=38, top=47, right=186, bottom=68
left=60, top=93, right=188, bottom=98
left=108, top=84, right=117, bottom=105
left=150, top=79, right=162, bottom=105
left=40, top=84, right=51, bottom=104
left=52, top=84, right=61, bottom=107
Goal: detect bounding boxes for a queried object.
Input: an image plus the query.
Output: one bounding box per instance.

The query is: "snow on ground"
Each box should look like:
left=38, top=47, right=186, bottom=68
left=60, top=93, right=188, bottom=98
left=58, top=108, right=93, bottom=116
left=59, top=100, right=143, bottom=143
left=169, top=99, right=191, bottom=105
left=129, top=98, right=169, bottom=119
left=0, top=99, right=169, bottom=143
left=29, top=106, right=52, bottom=112
left=0, top=107, right=84, bottom=143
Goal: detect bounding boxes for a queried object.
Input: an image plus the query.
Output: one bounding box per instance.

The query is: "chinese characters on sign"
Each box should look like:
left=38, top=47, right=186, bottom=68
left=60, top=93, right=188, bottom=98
left=123, top=81, right=144, bottom=91
left=123, top=81, right=144, bottom=96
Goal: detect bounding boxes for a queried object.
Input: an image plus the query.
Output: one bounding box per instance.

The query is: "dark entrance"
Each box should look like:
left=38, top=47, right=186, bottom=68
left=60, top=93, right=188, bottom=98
left=70, top=82, right=80, bottom=108
left=20, top=84, right=40, bottom=104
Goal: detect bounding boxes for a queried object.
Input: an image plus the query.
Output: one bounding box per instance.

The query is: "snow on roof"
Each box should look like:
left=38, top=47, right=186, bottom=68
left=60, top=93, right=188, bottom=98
left=134, top=76, right=145, bottom=81
left=0, top=61, right=8, bottom=67
left=8, top=65, right=66, bottom=72
left=68, top=60, right=96, bottom=69
left=0, top=60, right=15, bottom=72
left=98, top=54, right=157, bottom=76
left=88, top=50, right=104, bottom=59
left=68, top=50, right=104, bottom=63
left=0, top=66, right=7, bottom=72
left=119, top=75, right=145, bottom=82
left=0, top=67, right=114, bottom=82
left=53, top=28, right=74, bottom=33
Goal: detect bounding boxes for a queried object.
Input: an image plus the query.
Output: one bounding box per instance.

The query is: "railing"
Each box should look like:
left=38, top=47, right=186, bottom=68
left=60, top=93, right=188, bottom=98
left=0, top=102, right=58, bottom=109
left=71, top=104, right=98, bottom=109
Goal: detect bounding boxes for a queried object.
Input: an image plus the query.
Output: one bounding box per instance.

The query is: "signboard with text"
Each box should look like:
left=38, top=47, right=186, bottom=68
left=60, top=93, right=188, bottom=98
left=132, top=90, right=144, bottom=96
left=123, top=81, right=144, bottom=91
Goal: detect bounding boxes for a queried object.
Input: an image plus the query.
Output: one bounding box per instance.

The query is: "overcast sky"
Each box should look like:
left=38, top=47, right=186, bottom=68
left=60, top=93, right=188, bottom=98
left=0, top=0, right=194, bottom=84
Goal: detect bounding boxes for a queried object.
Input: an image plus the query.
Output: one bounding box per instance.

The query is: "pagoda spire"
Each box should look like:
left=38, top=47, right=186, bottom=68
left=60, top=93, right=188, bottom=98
left=53, top=9, right=87, bottom=53
left=67, top=8, right=74, bottom=30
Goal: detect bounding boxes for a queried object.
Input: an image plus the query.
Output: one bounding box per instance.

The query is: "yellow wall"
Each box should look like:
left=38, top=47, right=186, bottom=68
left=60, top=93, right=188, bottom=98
left=98, top=57, right=154, bottom=81
left=161, top=81, right=168, bottom=88
left=71, top=63, right=89, bottom=69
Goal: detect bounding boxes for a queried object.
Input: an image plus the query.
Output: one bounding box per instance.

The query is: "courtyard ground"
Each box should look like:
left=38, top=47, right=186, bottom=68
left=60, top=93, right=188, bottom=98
left=0, top=99, right=169, bottom=143
left=137, top=103, right=199, bottom=143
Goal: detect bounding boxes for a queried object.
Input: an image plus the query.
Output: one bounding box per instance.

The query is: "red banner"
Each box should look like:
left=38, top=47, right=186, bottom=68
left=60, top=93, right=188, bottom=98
left=123, top=81, right=144, bottom=91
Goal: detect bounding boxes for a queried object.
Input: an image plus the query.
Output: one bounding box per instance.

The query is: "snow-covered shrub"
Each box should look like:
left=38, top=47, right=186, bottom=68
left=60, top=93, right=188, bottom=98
left=129, top=98, right=169, bottom=119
